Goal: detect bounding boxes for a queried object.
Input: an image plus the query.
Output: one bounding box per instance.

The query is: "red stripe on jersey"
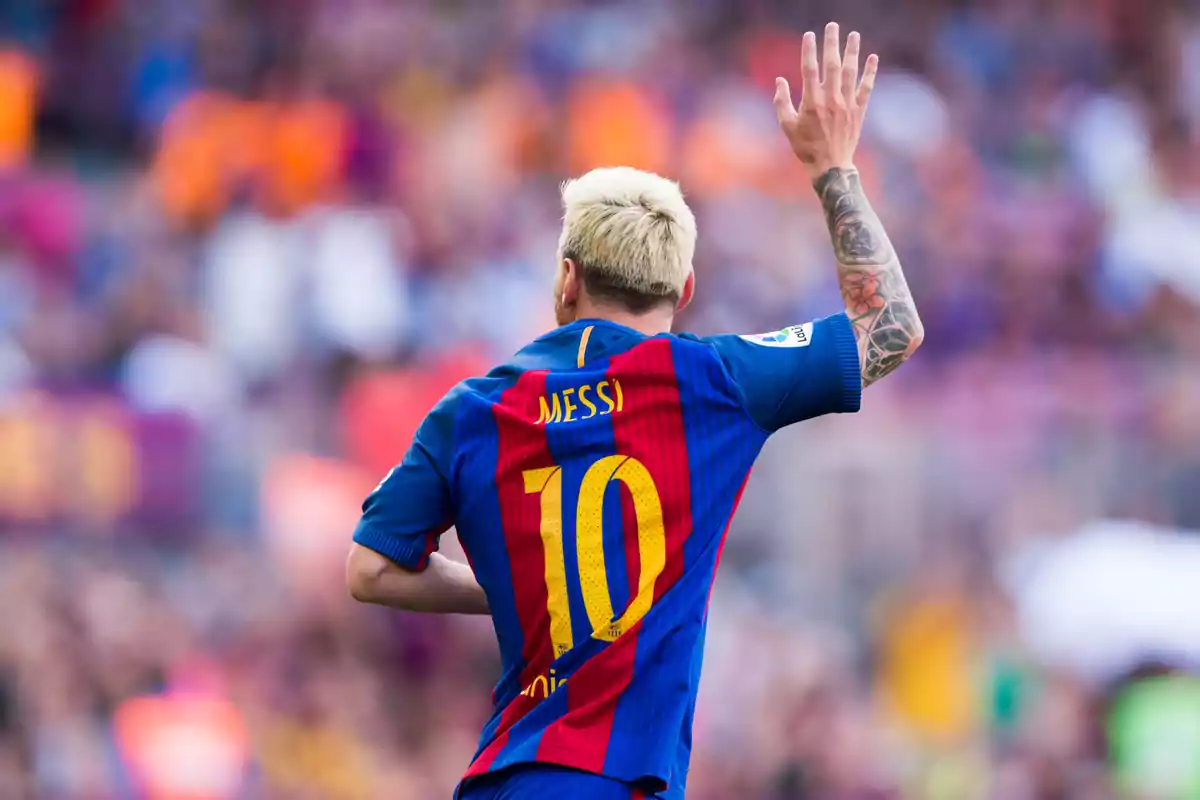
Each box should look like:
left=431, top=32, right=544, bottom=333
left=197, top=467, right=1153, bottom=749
left=608, top=338, right=692, bottom=603
left=533, top=622, right=641, bottom=773
left=533, top=339, right=693, bottom=770
left=492, top=371, right=557, bottom=703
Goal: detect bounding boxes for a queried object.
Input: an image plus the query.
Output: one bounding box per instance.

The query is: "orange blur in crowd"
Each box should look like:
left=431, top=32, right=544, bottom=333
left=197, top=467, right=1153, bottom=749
left=0, top=51, right=37, bottom=170
left=154, top=92, right=348, bottom=223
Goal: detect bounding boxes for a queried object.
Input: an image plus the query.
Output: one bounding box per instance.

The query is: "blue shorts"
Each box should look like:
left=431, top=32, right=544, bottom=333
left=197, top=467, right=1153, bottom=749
left=458, top=765, right=649, bottom=800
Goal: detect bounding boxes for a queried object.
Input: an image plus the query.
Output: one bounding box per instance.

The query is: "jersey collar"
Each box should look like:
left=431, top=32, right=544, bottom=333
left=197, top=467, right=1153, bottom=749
left=533, top=318, right=650, bottom=343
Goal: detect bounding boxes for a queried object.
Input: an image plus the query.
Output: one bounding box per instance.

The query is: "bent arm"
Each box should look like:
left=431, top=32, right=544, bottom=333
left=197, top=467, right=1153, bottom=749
left=815, top=167, right=924, bottom=387
left=346, top=543, right=490, bottom=615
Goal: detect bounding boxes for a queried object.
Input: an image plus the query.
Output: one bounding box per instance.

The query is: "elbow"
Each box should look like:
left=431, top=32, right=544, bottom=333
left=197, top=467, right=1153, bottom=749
left=347, top=568, right=379, bottom=604
left=908, top=320, right=926, bottom=355
left=347, top=573, right=377, bottom=604
left=893, top=322, right=924, bottom=375
left=346, top=545, right=387, bottom=603
left=861, top=312, right=924, bottom=387
left=900, top=302, right=925, bottom=360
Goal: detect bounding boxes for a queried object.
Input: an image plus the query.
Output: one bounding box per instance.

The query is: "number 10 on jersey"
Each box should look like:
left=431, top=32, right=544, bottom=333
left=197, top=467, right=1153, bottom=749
left=523, top=455, right=666, bottom=657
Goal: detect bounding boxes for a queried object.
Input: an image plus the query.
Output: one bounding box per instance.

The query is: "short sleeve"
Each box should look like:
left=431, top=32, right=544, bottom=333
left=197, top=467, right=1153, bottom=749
left=705, top=313, right=862, bottom=432
left=352, top=391, right=459, bottom=571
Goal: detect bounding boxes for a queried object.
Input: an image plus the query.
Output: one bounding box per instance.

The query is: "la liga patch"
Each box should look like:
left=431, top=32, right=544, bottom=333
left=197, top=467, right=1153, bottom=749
left=739, top=322, right=813, bottom=348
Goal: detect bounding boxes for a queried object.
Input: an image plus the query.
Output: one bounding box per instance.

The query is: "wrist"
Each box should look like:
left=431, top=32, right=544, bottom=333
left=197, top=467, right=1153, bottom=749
left=808, top=163, right=858, bottom=186
left=810, top=164, right=860, bottom=195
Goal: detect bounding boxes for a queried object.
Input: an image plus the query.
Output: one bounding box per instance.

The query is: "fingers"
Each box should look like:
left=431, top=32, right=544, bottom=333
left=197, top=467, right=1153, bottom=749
left=842, top=31, right=860, bottom=104
left=773, top=77, right=797, bottom=124
left=823, top=22, right=841, bottom=93
left=797, top=25, right=875, bottom=110
left=857, top=53, right=879, bottom=107
left=800, top=31, right=819, bottom=105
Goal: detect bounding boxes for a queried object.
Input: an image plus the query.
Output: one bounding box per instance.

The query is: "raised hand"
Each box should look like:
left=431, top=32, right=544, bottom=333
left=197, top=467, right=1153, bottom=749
left=770, top=23, right=922, bottom=386
left=772, top=22, right=878, bottom=184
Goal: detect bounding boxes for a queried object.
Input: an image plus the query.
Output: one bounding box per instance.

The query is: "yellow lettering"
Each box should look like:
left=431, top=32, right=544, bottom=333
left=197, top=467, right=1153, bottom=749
left=596, top=381, right=615, bottom=414
left=537, top=393, right=562, bottom=425
left=523, top=670, right=568, bottom=700
left=614, top=379, right=624, bottom=412
left=562, top=388, right=577, bottom=422
left=579, top=384, right=597, bottom=419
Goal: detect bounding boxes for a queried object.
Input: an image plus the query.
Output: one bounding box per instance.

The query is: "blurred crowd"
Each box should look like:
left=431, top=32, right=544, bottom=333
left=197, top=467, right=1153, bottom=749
left=1, top=0, right=1200, bottom=797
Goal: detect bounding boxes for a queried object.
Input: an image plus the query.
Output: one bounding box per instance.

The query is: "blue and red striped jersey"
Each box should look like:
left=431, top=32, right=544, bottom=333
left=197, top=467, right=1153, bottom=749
left=353, top=314, right=861, bottom=798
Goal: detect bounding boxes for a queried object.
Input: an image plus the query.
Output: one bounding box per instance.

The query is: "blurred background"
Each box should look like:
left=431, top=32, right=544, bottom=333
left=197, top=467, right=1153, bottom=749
left=1, top=0, right=1200, bottom=797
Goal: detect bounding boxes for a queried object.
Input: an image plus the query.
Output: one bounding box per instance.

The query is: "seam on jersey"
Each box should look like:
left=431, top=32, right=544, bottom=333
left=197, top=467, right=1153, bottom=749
left=692, top=340, right=773, bottom=438
left=447, top=373, right=526, bottom=506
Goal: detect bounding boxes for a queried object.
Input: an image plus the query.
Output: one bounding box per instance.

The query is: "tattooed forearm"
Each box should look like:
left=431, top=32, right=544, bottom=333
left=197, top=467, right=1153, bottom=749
left=814, top=167, right=923, bottom=387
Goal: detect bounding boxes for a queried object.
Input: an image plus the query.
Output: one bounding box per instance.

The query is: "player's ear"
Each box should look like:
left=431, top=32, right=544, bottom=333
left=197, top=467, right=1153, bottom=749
left=561, top=258, right=581, bottom=309
left=676, top=271, right=695, bottom=313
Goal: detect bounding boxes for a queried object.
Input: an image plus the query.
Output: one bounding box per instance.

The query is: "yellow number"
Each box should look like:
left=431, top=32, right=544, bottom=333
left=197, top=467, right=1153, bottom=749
left=524, top=455, right=666, bottom=652
left=523, top=466, right=572, bottom=657
left=576, top=456, right=665, bottom=641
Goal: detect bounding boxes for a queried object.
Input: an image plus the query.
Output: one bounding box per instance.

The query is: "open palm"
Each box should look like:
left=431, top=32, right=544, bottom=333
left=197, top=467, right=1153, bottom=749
left=773, top=22, right=879, bottom=182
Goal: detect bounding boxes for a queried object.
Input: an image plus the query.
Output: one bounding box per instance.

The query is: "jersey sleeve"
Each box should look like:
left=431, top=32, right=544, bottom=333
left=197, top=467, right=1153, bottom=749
left=705, top=312, right=862, bottom=432
left=352, top=390, right=460, bottom=572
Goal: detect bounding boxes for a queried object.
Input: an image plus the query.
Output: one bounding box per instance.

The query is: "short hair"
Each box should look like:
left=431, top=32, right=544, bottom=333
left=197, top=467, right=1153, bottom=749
left=557, top=167, right=696, bottom=313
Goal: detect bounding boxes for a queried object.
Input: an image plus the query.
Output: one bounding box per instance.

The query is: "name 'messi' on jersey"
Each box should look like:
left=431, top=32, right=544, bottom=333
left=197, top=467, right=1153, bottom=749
left=536, top=379, right=624, bottom=425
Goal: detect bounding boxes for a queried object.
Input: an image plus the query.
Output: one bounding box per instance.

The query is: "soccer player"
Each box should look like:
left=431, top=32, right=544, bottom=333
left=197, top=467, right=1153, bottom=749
left=346, top=24, right=922, bottom=800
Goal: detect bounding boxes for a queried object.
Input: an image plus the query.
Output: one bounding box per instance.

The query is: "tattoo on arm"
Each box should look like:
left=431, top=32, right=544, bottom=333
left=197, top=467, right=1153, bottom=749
left=814, top=167, right=923, bottom=387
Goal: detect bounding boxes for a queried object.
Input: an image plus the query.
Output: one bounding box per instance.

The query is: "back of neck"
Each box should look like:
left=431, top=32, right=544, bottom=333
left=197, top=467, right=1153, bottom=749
left=574, top=299, right=675, bottom=338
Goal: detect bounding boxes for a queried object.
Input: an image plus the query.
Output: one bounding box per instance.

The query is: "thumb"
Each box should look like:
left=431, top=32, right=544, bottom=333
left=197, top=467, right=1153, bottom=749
left=773, top=77, right=796, bottom=123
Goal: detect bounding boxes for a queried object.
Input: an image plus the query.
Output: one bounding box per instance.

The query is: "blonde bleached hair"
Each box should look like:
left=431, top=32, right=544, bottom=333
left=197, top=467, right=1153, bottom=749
left=557, top=167, right=696, bottom=309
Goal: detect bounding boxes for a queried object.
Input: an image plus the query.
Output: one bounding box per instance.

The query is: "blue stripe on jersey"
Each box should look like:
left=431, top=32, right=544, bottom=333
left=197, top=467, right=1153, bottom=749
left=673, top=337, right=767, bottom=572
left=452, top=375, right=529, bottom=750
left=600, top=452, right=632, bottom=619
left=672, top=339, right=768, bottom=793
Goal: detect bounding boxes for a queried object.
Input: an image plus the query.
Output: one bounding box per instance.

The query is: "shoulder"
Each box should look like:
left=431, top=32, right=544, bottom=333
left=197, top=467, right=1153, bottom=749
left=415, top=376, right=497, bottom=452
left=427, top=373, right=508, bottom=424
left=427, top=364, right=539, bottom=430
left=661, top=332, right=751, bottom=405
left=665, top=331, right=733, bottom=369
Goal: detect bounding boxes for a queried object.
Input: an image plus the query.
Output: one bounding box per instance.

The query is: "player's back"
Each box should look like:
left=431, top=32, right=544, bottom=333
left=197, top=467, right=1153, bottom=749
left=452, top=318, right=765, bottom=797
left=353, top=313, right=861, bottom=798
